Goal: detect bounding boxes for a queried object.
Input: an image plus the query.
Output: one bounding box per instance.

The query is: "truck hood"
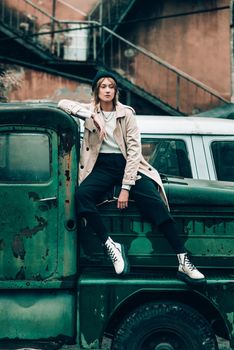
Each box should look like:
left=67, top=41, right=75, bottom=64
left=164, top=176, right=234, bottom=207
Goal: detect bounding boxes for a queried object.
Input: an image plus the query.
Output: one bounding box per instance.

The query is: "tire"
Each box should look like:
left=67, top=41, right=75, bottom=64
left=111, top=301, right=218, bottom=350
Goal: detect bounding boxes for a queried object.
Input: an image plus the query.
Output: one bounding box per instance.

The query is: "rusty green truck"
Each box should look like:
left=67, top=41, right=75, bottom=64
left=0, top=103, right=234, bottom=350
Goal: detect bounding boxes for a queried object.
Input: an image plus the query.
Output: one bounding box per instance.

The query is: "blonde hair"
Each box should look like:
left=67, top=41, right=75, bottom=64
left=92, top=77, right=119, bottom=107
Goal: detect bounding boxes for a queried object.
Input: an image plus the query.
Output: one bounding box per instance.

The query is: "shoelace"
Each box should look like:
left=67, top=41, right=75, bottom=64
left=184, top=255, right=196, bottom=271
left=106, top=245, right=118, bottom=263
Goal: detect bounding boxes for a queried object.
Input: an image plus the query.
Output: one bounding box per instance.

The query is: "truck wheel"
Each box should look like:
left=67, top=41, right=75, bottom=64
left=111, top=302, right=218, bottom=350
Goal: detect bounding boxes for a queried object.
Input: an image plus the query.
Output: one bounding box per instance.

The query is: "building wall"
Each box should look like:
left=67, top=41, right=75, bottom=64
left=121, top=0, right=231, bottom=100
left=6, top=66, right=92, bottom=103
left=5, top=0, right=98, bottom=21
left=1, top=0, right=232, bottom=112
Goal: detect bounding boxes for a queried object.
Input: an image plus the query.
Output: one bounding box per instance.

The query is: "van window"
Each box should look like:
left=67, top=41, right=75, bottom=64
left=0, top=133, right=50, bottom=182
left=211, top=141, right=234, bottom=181
left=142, top=139, right=192, bottom=178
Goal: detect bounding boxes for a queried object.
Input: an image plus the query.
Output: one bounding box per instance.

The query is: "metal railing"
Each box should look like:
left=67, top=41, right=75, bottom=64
left=0, top=0, right=97, bottom=60
left=57, top=0, right=87, bottom=17
left=100, top=27, right=229, bottom=114
left=88, top=0, right=137, bottom=59
left=89, top=0, right=136, bottom=31
left=0, top=0, right=229, bottom=114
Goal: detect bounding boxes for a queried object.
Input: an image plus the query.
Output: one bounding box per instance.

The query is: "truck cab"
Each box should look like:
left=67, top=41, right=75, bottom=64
left=0, top=103, right=234, bottom=350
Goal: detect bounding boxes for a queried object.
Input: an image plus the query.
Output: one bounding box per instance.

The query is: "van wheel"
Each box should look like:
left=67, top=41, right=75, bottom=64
left=111, top=302, right=218, bottom=350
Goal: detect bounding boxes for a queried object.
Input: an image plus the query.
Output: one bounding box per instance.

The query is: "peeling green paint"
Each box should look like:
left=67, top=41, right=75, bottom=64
left=0, top=104, right=234, bottom=349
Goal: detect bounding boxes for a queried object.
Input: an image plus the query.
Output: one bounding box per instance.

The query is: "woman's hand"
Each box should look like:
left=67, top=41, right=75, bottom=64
left=117, top=189, right=129, bottom=209
left=92, top=114, right=106, bottom=140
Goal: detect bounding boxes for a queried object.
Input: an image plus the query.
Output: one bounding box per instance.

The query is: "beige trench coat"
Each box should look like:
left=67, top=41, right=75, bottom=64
left=58, top=100, right=168, bottom=207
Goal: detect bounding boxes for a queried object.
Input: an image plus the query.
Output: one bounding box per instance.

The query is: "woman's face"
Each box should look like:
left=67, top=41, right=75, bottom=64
left=98, top=78, right=116, bottom=103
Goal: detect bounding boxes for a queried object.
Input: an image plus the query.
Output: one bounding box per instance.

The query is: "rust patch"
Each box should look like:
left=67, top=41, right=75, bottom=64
left=20, top=216, right=47, bottom=238
left=15, top=266, right=25, bottom=280
left=42, top=248, right=49, bottom=260
left=65, top=170, right=70, bottom=181
left=28, top=192, right=40, bottom=201
left=12, top=217, right=47, bottom=259
left=60, top=130, right=74, bottom=153
left=12, top=234, right=25, bottom=259
left=38, top=204, right=49, bottom=212
left=33, top=273, right=43, bottom=281
left=0, top=239, right=5, bottom=250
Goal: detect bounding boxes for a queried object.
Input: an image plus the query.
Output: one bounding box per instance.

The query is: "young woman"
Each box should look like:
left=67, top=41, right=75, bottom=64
left=58, top=70, right=206, bottom=285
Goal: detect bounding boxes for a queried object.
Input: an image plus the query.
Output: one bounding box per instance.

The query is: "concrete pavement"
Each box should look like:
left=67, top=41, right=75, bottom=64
left=59, top=337, right=230, bottom=349
left=12, top=337, right=231, bottom=350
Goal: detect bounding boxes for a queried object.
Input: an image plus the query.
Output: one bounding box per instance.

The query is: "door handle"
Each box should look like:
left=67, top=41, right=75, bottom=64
left=37, top=196, right=57, bottom=203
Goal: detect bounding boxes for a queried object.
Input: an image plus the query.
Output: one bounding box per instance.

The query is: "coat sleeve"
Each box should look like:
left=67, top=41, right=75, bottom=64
left=58, top=99, right=93, bottom=120
left=122, top=109, right=142, bottom=186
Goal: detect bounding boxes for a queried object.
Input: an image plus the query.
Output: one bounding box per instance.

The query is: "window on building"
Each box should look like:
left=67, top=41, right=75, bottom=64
left=211, top=141, right=234, bottom=181
left=0, top=133, right=50, bottom=182
left=142, top=139, right=192, bottom=178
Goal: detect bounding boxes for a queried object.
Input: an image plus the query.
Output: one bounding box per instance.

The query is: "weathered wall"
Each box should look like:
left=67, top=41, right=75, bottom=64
left=6, top=66, right=92, bottom=103
left=5, top=0, right=98, bottom=21
left=1, top=0, right=232, bottom=112
left=121, top=0, right=231, bottom=100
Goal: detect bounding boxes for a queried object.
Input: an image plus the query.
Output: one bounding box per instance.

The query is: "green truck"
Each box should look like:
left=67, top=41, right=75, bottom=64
left=0, top=103, right=234, bottom=350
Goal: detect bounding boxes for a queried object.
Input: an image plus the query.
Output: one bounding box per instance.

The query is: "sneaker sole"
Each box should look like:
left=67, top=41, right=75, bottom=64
left=119, top=244, right=130, bottom=276
left=177, top=271, right=206, bottom=285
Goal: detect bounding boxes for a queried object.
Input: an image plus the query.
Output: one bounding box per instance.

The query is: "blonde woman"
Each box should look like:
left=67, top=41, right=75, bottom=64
left=58, top=70, right=205, bottom=284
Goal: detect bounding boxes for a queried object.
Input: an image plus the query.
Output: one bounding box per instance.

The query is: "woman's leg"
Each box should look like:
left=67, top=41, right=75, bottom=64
left=76, top=154, right=129, bottom=275
left=130, top=174, right=183, bottom=250
left=76, top=166, right=112, bottom=243
left=131, top=174, right=206, bottom=284
left=158, top=219, right=185, bottom=254
left=76, top=154, right=125, bottom=242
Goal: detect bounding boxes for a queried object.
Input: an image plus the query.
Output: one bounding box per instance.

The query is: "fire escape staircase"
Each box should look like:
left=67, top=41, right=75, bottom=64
left=89, top=0, right=136, bottom=33
left=0, top=0, right=229, bottom=115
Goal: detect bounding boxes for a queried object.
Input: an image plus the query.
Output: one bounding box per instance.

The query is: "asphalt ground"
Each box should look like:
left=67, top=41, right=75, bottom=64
left=54, top=338, right=232, bottom=349
left=12, top=337, right=231, bottom=350
left=0, top=338, right=229, bottom=350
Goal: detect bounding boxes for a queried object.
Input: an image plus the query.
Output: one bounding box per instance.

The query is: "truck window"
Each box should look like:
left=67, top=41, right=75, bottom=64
left=211, top=141, right=234, bottom=181
left=0, top=133, right=50, bottom=182
left=142, top=139, right=192, bottom=178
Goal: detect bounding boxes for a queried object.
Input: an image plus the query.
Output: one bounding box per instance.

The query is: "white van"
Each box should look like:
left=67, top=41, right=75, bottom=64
left=138, top=115, right=234, bottom=182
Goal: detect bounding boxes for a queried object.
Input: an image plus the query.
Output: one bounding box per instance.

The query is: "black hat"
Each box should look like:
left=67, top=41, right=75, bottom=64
left=92, top=70, right=117, bottom=91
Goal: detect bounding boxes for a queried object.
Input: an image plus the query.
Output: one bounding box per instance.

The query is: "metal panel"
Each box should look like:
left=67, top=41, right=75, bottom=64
left=80, top=178, right=234, bottom=269
left=0, top=127, right=59, bottom=281
left=191, top=135, right=210, bottom=179
left=0, top=290, right=75, bottom=339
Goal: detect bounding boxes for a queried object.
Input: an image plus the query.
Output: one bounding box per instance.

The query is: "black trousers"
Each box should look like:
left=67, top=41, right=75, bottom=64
left=76, top=153, right=185, bottom=254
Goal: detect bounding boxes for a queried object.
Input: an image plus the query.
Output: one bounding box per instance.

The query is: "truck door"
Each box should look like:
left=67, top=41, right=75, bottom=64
left=0, top=126, right=58, bottom=280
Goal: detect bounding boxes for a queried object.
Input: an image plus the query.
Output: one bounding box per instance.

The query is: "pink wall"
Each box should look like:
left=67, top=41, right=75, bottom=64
left=123, top=0, right=231, bottom=100
left=5, top=0, right=98, bottom=21
left=7, top=67, right=92, bottom=103
left=2, top=0, right=232, bottom=112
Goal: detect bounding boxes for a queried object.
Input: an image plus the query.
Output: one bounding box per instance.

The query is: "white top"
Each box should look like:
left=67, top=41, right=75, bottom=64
left=100, top=111, right=122, bottom=154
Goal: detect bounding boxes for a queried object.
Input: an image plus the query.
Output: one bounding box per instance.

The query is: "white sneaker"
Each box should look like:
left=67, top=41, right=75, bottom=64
left=105, top=237, right=129, bottom=275
left=177, top=253, right=206, bottom=284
